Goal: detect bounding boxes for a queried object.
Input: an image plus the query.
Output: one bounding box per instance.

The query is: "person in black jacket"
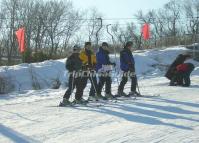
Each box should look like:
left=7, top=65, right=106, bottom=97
left=60, top=45, right=86, bottom=106
left=118, top=41, right=140, bottom=97
left=165, top=53, right=192, bottom=86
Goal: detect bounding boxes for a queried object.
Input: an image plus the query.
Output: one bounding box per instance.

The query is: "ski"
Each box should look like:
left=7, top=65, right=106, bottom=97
left=58, top=94, right=160, bottom=107
left=130, top=94, right=160, bottom=98
left=59, top=101, right=104, bottom=107
left=88, top=98, right=118, bottom=104
left=114, top=94, right=160, bottom=101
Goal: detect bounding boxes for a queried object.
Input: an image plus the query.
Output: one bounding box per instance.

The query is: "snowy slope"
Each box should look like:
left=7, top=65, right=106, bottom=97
left=0, top=76, right=199, bottom=143
left=0, top=46, right=199, bottom=143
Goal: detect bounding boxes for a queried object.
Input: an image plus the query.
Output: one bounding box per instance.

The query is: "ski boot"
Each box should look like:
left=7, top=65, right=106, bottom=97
left=105, top=93, right=116, bottom=99
left=129, top=91, right=142, bottom=97
left=96, top=94, right=108, bottom=100
left=88, top=95, right=98, bottom=101
left=117, top=91, right=130, bottom=97
left=73, top=98, right=88, bottom=105
left=59, top=98, right=72, bottom=106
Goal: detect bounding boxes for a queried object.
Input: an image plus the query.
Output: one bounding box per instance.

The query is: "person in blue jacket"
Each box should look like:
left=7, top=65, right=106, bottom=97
left=96, top=42, right=116, bottom=99
left=118, top=41, right=140, bottom=97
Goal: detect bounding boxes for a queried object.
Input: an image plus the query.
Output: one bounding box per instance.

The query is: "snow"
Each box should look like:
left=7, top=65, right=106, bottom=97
left=0, top=46, right=198, bottom=92
left=0, top=59, right=67, bottom=91
left=0, top=46, right=199, bottom=143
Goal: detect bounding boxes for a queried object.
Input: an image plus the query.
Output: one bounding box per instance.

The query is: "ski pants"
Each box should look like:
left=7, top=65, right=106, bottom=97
left=97, top=72, right=112, bottom=95
left=63, top=72, right=83, bottom=100
left=78, top=71, right=98, bottom=97
left=174, top=72, right=191, bottom=87
left=171, top=63, right=195, bottom=87
left=118, top=71, right=137, bottom=92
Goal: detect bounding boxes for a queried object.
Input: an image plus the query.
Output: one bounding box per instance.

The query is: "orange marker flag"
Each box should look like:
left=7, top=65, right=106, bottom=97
left=15, top=27, right=26, bottom=53
left=142, top=23, right=150, bottom=40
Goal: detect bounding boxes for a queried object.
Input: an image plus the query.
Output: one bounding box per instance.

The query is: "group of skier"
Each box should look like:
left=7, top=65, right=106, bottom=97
left=60, top=41, right=140, bottom=106
left=60, top=40, right=195, bottom=106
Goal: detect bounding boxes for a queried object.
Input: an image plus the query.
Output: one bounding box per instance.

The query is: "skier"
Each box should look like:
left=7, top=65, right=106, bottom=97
left=165, top=53, right=192, bottom=86
left=117, top=41, right=140, bottom=97
left=79, top=42, right=105, bottom=101
left=60, top=45, right=87, bottom=106
left=96, top=42, right=116, bottom=99
left=171, top=63, right=195, bottom=87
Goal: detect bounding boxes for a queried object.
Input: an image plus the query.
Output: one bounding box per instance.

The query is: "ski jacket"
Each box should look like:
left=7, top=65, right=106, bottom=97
left=176, top=64, right=188, bottom=72
left=65, top=53, right=82, bottom=72
left=79, top=48, right=96, bottom=70
left=176, top=63, right=195, bottom=73
left=165, top=54, right=190, bottom=80
left=120, top=47, right=135, bottom=72
left=96, top=47, right=113, bottom=72
left=170, top=54, right=189, bottom=68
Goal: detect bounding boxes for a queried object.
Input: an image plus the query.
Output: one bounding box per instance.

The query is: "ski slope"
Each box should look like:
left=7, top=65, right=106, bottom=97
left=0, top=46, right=199, bottom=143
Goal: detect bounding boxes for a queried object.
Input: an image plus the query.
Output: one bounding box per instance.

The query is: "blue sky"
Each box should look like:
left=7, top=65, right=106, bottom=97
left=72, top=0, right=171, bottom=19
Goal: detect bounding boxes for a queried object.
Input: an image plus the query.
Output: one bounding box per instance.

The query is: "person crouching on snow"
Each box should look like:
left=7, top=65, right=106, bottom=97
left=96, top=42, right=116, bottom=99
left=118, top=41, right=141, bottom=97
left=165, top=53, right=192, bottom=86
left=171, top=63, right=195, bottom=87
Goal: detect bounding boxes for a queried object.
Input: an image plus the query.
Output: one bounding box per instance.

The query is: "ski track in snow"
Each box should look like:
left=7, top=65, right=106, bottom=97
left=1, top=47, right=199, bottom=143
left=0, top=76, right=199, bottom=143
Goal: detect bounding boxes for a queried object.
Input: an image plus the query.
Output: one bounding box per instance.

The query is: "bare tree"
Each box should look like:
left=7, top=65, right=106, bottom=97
left=184, top=0, right=199, bottom=39
left=61, top=4, right=84, bottom=52
left=111, top=23, right=126, bottom=46
left=0, top=0, right=85, bottom=62
left=84, top=8, right=103, bottom=43
left=1, top=0, right=19, bottom=64
left=163, top=0, right=181, bottom=36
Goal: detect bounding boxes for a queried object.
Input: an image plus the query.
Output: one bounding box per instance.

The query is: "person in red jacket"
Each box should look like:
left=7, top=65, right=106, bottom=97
left=165, top=54, right=191, bottom=80
left=171, top=63, right=195, bottom=87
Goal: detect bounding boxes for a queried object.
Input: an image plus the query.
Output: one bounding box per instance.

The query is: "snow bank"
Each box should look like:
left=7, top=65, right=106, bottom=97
left=0, top=59, right=67, bottom=92
left=0, top=46, right=198, bottom=93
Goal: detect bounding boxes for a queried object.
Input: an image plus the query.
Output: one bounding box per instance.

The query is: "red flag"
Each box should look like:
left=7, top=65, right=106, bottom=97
left=142, top=23, right=150, bottom=40
left=15, top=27, right=26, bottom=53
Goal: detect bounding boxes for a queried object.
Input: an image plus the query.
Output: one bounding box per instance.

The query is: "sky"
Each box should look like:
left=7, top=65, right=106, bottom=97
left=70, top=0, right=171, bottom=43
left=72, top=0, right=171, bottom=21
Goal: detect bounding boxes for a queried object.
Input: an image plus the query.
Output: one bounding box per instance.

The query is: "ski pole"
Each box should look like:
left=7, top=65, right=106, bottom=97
left=135, top=74, right=141, bottom=100
left=69, top=71, right=75, bottom=101
left=89, top=70, right=98, bottom=96
left=106, top=24, right=120, bottom=86
left=96, top=18, right=102, bottom=47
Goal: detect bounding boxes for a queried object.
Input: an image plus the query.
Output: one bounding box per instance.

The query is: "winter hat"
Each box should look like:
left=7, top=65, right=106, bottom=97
left=125, top=41, right=133, bottom=48
left=73, top=45, right=80, bottom=51
left=85, top=42, right=91, bottom=47
left=102, top=42, right=108, bottom=47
